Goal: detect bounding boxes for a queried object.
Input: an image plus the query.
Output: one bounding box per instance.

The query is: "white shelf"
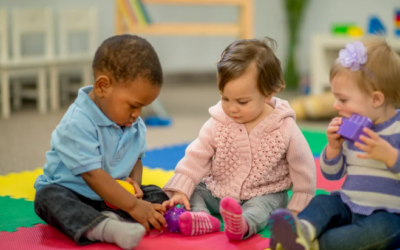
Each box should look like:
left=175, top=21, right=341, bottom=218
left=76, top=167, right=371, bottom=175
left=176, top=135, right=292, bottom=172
left=310, top=35, right=400, bottom=95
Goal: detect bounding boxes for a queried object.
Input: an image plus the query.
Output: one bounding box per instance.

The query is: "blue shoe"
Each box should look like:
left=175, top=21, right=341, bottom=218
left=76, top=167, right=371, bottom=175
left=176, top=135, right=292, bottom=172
left=267, top=209, right=310, bottom=250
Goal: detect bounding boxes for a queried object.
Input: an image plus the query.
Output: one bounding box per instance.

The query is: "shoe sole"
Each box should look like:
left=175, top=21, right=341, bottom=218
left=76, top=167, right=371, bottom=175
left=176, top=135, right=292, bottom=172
left=267, top=209, right=309, bottom=250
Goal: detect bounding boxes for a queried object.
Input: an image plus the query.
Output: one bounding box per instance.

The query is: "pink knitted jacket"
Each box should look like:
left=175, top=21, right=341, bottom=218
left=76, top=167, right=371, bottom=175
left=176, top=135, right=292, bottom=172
left=163, top=97, right=316, bottom=211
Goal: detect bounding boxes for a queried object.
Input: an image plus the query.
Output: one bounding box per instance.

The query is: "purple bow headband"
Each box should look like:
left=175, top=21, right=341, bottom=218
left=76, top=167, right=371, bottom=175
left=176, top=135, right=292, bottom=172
left=339, top=41, right=374, bottom=78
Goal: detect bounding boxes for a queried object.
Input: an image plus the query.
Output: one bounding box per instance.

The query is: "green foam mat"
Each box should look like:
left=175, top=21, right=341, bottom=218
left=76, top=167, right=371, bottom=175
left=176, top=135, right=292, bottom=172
left=0, top=196, right=45, bottom=233
left=301, top=128, right=327, bottom=155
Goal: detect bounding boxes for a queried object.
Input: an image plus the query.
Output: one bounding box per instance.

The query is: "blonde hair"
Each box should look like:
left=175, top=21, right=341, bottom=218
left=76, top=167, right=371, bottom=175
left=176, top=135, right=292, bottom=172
left=217, top=37, right=285, bottom=96
left=330, top=37, right=400, bottom=107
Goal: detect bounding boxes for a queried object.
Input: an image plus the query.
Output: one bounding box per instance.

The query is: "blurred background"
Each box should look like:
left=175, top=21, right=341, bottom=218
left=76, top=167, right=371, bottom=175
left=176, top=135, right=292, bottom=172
left=0, top=0, right=399, bottom=174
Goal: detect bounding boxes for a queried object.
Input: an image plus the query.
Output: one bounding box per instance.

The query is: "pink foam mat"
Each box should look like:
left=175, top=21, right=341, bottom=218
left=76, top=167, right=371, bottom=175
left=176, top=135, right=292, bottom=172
left=0, top=224, right=270, bottom=250
left=315, top=159, right=344, bottom=191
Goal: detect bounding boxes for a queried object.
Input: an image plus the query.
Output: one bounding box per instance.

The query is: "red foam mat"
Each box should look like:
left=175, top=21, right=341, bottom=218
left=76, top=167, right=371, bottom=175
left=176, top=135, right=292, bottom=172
left=0, top=224, right=270, bottom=250
left=315, top=159, right=344, bottom=192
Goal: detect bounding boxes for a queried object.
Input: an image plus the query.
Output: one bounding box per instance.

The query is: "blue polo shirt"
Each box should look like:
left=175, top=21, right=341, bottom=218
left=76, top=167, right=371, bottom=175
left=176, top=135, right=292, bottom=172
left=34, top=86, right=147, bottom=200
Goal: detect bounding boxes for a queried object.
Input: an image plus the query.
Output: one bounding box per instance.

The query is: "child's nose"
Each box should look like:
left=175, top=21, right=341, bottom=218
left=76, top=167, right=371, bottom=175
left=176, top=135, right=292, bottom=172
left=229, top=104, right=238, bottom=113
left=333, top=100, right=341, bottom=110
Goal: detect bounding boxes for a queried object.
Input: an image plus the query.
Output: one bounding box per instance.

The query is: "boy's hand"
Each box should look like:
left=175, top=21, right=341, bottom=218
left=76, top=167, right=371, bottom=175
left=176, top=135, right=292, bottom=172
left=326, top=117, right=345, bottom=159
left=162, top=191, right=191, bottom=210
left=128, top=199, right=167, bottom=232
left=354, top=127, right=398, bottom=167
left=153, top=203, right=166, bottom=216
left=125, top=177, right=143, bottom=199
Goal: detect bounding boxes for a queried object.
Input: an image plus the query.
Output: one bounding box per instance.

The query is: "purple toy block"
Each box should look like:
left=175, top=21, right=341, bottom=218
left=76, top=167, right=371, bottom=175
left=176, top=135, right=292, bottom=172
left=338, top=114, right=373, bottom=142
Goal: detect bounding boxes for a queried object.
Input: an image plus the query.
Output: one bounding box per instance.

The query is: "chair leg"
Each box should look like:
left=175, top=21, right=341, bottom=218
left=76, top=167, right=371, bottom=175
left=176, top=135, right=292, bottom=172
left=12, top=79, right=22, bottom=110
left=1, top=70, right=10, bottom=119
left=60, top=75, right=69, bottom=107
left=37, top=68, right=47, bottom=114
left=49, top=65, right=59, bottom=112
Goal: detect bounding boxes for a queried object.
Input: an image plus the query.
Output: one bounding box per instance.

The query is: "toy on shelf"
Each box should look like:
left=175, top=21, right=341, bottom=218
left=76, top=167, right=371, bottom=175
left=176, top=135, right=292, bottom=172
left=116, top=0, right=151, bottom=29
left=338, top=114, right=373, bottom=143
left=368, top=16, right=386, bottom=35
left=395, top=9, right=400, bottom=37
left=105, top=180, right=136, bottom=209
left=142, top=98, right=172, bottom=127
left=164, top=206, right=186, bottom=233
left=144, top=116, right=172, bottom=127
left=332, top=23, right=363, bottom=37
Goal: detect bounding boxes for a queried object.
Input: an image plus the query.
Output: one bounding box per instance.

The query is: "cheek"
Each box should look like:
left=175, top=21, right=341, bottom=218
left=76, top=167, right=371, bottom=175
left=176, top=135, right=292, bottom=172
left=343, top=102, right=365, bottom=115
left=357, top=103, right=370, bottom=114
left=221, top=102, right=228, bottom=113
left=248, top=102, right=261, bottom=112
left=111, top=108, right=126, bottom=121
left=101, top=101, right=116, bottom=119
left=341, top=103, right=353, bottom=113
left=112, top=103, right=130, bottom=121
left=241, top=105, right=255, bottom=117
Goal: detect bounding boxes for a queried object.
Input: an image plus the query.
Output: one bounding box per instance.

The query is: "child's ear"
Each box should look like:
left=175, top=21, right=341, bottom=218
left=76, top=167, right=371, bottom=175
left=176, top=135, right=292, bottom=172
left=371, top=91, right=385, bottom=108
left=94, top=75, right=112, bottom=97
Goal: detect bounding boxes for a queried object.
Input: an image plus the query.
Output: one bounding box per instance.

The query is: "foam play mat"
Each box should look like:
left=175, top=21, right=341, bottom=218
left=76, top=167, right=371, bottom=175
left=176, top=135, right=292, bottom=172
left=0, top=129, right=346, bottom=250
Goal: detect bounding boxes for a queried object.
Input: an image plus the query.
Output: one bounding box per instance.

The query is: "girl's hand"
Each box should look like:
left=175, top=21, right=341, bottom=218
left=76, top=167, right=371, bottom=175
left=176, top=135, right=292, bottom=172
left=125, top=177, right=144, bottom=199
left=162, top=191, right=191, bottom=210
left=327, top=117, right=345, bottom=150
left=354, top=128, right=398, bottom=167
left=325, top=117, right=345, bottom=159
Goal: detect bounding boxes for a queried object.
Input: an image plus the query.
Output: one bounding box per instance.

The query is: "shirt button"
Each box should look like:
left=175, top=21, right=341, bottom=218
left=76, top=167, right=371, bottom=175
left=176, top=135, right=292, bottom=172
left=113, top=126, right=118, bottom=129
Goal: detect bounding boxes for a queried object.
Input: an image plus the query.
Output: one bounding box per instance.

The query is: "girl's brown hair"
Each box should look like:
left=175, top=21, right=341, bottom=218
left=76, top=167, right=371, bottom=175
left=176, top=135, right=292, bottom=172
left=217, top=37, right=285, bottom=96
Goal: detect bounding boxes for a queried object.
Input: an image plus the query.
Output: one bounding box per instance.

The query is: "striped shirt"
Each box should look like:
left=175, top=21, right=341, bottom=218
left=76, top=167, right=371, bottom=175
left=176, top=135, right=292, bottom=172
left=320, top=111, right=400, bottom=215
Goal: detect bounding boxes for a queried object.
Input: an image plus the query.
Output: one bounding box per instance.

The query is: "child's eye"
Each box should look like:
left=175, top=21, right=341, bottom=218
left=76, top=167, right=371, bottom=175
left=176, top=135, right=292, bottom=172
left=238, top=101, right=248, bottom=105
left=221, top=97, right=228, bottom=101
left=339, top=99, right=347, bottom=103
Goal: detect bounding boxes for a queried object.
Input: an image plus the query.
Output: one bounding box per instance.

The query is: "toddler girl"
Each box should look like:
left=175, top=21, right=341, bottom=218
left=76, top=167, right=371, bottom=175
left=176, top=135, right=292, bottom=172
left=268, top=37, right=400, bottom=250
left=163, top=37, right=316, bottom=241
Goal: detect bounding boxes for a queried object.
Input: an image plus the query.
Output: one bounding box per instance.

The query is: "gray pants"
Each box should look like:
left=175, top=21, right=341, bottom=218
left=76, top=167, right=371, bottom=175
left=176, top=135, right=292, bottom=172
left=190, top=182, right=288, bottom=238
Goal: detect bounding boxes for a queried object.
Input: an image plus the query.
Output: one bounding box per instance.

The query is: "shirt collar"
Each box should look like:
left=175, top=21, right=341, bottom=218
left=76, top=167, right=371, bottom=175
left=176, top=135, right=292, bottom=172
left=74, top=86, right=114, bottom=127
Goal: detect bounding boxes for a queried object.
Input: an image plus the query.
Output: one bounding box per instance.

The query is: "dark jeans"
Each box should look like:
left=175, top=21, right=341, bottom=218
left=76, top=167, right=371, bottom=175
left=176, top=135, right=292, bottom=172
left=299, top=194, right=400, bottom=250
left=34, top=184, right=169, bottom=245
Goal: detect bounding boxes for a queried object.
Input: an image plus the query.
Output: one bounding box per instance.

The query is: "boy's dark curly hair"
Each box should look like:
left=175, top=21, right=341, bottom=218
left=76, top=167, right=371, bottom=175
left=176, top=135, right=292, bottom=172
left=92, top=34, right=163, bottom=86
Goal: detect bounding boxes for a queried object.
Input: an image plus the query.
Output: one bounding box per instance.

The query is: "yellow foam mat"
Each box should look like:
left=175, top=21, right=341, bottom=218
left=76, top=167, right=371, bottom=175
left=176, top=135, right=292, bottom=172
left=0, top=168, right=44, bottom=201
left=0, top=167, right=174, bottom=201
left=142, top=167, right=174, bottom=188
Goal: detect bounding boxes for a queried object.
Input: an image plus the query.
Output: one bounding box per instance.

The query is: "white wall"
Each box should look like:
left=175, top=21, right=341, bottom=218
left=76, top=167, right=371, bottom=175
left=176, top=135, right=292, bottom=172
left=0, top=0, right=398, bottom=74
